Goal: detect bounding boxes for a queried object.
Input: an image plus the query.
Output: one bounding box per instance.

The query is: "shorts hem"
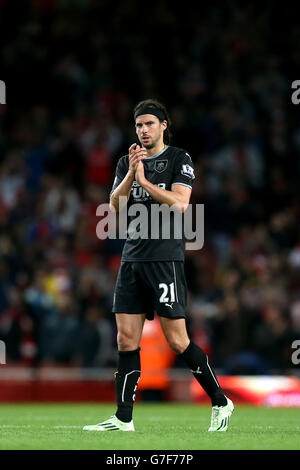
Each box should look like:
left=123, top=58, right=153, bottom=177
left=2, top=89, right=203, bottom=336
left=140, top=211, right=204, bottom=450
left=156, top=313, right=186, bottom=319
left=112, top=307, right=150, bottom=314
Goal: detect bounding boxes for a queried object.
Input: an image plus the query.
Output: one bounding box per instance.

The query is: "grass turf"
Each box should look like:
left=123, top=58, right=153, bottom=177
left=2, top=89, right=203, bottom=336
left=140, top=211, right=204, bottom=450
left=0, top=402, right=299, bottom=450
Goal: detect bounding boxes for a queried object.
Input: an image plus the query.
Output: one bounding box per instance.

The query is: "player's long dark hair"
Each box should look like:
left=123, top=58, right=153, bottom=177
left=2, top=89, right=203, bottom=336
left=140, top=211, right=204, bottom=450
left=133, top=99, right=172, bottom=145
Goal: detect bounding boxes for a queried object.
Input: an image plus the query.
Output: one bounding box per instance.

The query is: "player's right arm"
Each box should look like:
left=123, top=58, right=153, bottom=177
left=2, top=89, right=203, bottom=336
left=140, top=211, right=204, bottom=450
left=109, top=144, right=146, bottom=212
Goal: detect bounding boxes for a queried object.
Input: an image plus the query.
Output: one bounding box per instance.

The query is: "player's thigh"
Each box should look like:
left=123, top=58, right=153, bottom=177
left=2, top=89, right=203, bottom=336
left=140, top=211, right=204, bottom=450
left=113, top=262, right=154, bottom=318
left=139, top=261, right=187, bottom=319
left=159, top=316, right=190, bottom=354
left=115, top=313, right=146, bottom=350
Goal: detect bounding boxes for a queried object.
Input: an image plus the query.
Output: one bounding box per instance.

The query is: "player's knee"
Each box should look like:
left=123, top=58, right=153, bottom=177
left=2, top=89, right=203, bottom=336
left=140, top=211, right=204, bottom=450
left=117, top=329, right=138, bottom=351
left=167, top=337, right=189, bottom=355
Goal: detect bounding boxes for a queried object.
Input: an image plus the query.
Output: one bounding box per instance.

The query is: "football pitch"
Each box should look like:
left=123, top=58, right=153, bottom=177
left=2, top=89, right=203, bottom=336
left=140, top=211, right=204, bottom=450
left=0, top=402, right=299, bottom=450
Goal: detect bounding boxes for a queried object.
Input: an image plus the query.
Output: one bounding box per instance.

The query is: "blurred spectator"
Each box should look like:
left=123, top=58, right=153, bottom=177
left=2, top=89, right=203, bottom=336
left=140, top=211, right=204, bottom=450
left=77, top=305, right=115, bottom=368
left=43, top=177, right=80, bottom=234
left=0, top=287, right=35, bottom=363
left=40, top=293, right=79, bottom=364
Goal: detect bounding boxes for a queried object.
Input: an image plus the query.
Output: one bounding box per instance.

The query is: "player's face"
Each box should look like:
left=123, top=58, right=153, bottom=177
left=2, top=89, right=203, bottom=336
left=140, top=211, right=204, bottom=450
left=135, top=114, right=167, bottom=149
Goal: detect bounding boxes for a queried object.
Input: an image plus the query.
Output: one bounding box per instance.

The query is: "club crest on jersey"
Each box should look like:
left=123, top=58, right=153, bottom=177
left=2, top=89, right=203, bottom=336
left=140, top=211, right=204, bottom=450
left=154, top=160, right=168, bottom=173
left=181, top=164, right=195, bottom=179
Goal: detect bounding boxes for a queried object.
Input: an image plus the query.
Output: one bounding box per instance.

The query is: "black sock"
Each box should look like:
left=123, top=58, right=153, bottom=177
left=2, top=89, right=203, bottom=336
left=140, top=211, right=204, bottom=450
left=180, top=342, right=227, bottom=406
left=115, top=348, right=141, bottom=423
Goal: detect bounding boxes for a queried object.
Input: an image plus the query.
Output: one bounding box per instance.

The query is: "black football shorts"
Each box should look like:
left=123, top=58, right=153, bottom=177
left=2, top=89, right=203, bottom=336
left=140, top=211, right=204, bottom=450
left=112, top=261, right=187, bottom=320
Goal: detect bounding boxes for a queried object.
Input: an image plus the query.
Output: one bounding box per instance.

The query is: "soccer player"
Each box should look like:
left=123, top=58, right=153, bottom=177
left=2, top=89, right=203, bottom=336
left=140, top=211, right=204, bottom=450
left=83, top=99, right=234, bottom=432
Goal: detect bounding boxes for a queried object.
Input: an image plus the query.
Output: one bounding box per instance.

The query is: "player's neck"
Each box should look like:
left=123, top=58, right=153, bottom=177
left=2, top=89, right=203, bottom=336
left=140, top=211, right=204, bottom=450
left=144, top=141, right=166, bottom=157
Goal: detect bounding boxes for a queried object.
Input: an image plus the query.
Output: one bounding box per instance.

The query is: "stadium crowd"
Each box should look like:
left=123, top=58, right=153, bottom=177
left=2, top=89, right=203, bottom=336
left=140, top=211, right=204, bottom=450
left=0, top=0, right=299, bottom=374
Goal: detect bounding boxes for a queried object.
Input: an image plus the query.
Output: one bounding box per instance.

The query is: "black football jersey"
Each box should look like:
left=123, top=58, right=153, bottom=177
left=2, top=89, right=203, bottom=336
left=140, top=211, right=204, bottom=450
left=110, top=145, right=195, bottom=261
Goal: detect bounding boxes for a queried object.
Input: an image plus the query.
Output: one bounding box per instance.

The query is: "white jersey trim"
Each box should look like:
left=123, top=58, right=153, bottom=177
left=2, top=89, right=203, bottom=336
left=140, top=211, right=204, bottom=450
left=171, top=182, right=192, bottom=189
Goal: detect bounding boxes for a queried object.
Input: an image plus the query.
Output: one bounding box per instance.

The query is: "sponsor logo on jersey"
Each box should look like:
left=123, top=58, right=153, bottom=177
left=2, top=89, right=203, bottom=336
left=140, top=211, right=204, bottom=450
left=181, top=164, right=195, bottom=179
left=154, top=160, right=168, bottom=173
left=131, top=181, right=166, bottom=200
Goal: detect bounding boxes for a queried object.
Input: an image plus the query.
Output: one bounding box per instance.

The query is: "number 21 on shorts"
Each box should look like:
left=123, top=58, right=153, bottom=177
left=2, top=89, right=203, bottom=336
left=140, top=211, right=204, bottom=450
left=159, top=282, right=176, bottom=303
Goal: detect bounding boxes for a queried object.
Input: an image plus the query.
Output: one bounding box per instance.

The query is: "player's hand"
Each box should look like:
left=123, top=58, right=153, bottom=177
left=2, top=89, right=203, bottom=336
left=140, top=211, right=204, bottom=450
left=128, top=144, right=147, bottom=176
left=135, top=160, right=146, bottom=185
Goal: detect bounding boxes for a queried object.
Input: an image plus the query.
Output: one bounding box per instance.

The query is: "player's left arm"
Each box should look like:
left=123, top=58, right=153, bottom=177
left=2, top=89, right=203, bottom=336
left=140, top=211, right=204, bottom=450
left=135, top=161, right=192, bottom=213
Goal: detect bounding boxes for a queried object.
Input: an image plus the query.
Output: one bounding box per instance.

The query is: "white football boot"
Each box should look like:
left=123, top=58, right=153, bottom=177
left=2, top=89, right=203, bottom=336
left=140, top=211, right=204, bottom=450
left=208, top=397, right=234, bottom=432
left=83, top=415, right=134, bottom=432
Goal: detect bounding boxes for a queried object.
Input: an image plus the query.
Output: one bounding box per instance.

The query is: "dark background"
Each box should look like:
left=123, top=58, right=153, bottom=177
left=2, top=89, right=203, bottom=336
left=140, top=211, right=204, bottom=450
left=0, top=0, right=300, bottom=374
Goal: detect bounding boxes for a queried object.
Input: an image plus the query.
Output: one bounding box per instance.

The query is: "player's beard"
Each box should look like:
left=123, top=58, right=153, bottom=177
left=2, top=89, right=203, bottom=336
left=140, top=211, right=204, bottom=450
left=140, top=133, right=161, bottom=149
left=142, top=141, right=154, bottom=149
